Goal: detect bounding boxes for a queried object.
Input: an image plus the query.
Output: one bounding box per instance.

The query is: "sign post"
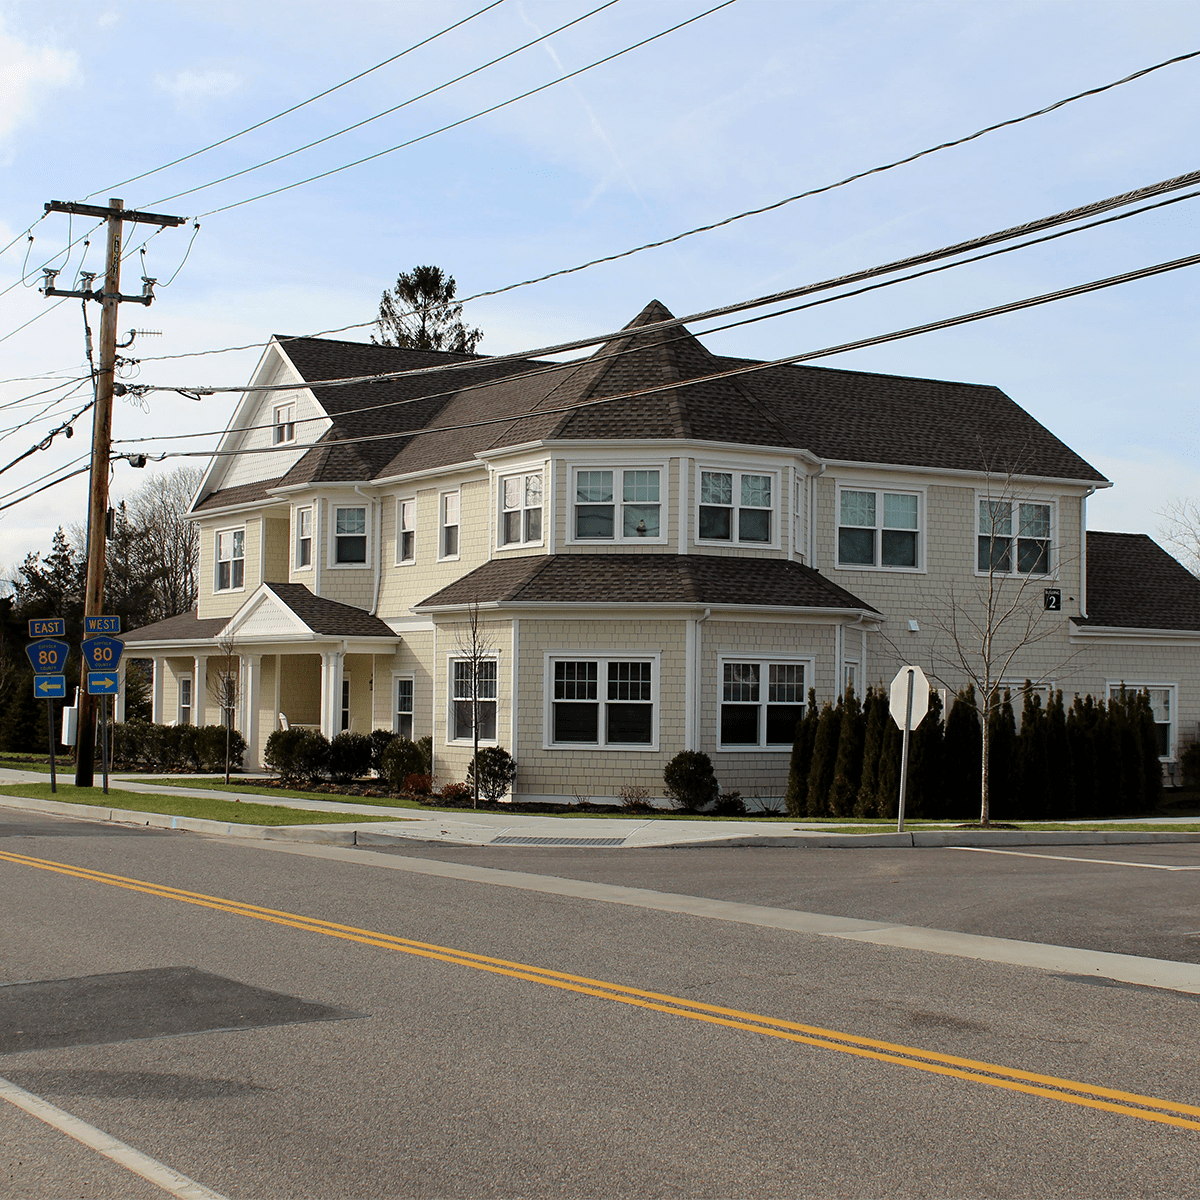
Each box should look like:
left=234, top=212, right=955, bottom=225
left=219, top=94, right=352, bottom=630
left=889, top=665, right=931, bottom=833
left=82, top=623, right=123, bottom=796
left=26, top=622, right=69, bottom=793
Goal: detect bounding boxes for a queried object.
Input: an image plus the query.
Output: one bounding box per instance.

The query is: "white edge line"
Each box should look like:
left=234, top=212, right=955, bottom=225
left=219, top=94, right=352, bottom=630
left=0, top=1074, right=230, bottom=1200
left=950, top=846, right=1199, bottom=871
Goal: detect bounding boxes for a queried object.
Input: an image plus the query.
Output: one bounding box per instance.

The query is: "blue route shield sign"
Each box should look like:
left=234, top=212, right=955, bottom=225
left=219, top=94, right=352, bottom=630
left=25, top=638, right=69, bottom=674
left=28, top=617, right=65, bottom=638
left=34, top=674, right=66, bottom=699
left=87, top=670, right=119, bottom=695
left=81, top=634, right=123, bottom=671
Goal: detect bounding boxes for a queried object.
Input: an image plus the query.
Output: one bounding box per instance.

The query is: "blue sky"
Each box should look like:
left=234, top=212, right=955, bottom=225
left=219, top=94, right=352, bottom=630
left=1, top=0, right=1198, bottom=572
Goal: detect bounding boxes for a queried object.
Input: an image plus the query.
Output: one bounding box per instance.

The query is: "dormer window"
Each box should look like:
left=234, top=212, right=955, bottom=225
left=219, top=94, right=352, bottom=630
left=572, top=468, right=662, bottom=542
left=273, top=402, right=296, bottom=444
left=698, top=469, right=773, bottom=545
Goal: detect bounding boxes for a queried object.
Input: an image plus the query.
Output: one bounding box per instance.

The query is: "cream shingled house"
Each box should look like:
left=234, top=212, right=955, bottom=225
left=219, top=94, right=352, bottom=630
left=120, top=301, right=1200, bottom=797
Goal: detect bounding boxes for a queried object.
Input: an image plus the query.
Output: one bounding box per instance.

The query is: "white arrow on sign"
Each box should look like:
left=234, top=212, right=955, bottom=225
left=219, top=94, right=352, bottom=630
left=889, top=664, right=930, bottom=730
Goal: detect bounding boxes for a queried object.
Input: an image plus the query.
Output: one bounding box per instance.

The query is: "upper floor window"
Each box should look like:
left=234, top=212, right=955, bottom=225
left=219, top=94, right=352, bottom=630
left=441, top=491, right=460, bottom=559
left=397, top=498, right=416, bottom=564
left=215, top=528, right=245, bottom=591
left=719, top=660, right=806, bottom=749
left=501, top=472, right=543, bottom=546
left=334, top=506, right=367, bottom=564
left=273, top=403, right=296, bottom=444
left=698, top=469, right=772, bottom=544
left=296, top=506, right=312, bottom=568
left=838, top=488, right=920, bottom=569
left=978, top=500, right=1051, bottom=575
left=573, top=468, right=662, bottom=541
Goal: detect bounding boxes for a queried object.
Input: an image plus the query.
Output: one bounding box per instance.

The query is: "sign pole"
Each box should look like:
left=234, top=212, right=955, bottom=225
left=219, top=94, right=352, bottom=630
left=46, top=699, right=57, bottom=794
left=101, top=694, right=110, bottom=796
left=897, top=668, right=915, bottom=834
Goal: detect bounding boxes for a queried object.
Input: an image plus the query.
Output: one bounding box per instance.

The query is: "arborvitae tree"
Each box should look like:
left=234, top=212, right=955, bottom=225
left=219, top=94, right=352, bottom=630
left=987, top=689, right=1017, bottom=820
left=906, top=688, right=944, bottom=818
left=855, top=687, right=886, bottom=817
left=1066, top=694, right=1098, bottom=816
left=877, top=716, right=902, bottom=819
left=785, top=688, right=820, bottom=817
left=805, top=697, right=842, bottom=818
left=1133, top=690, right=1163, bottom=813
left=1014, top=685, right=1049, bottom=820
left=1108, top=689, right=1138, bottom=815
left=827, top=686, right=865, bottom=817
left=942, top=686, right=982, bottom=821
left=1092, top=698, right=1121, bottom=817
left=1044, top=689, right=1074, bottom=819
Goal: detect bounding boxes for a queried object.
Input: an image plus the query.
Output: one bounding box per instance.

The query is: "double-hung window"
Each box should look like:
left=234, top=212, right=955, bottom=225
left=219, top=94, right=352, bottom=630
left=179, top=675, right=193, bottom=726
left=698, top=470, right=773, bottom=544
left=1108, top=683, right=1175, bottom=759
left=452, top=660, right=496, bottom=741
left=549, top=656, right=656, bottom=747
left=978, top=500, right=1051, bottom=575
left=573, top=469, right=662, bottom=541
left=441, top=492, right=460, bottom=559
left=719, top=661, right=807, bottom=748
left=334, top=506, right=367, bottom=564
left=296, top=506, right=313, bottom=568
left=838, top=488, right=920, bottom=568
left=215, top=528, right=244, bottom=591
left=397, top=499, right=416, bottom=564
left=501, top=472, right=543, bottom=546
left=273, top=403, right=296, bottom=444
left=395, top=678, right=414, bottom=739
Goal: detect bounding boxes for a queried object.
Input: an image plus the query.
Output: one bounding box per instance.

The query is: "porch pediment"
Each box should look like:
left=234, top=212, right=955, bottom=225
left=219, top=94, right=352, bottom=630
left=225, top=582, right=398, bottom=645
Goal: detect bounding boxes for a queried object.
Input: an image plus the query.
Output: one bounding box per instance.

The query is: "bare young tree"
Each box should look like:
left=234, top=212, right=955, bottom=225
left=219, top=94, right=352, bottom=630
left=1156, top=497, right=1200, bottom=576
left=126, top=466, right=203, bottom=620
left=453, top=600, right=496, bottom=808
left=208, top=631, right=241, bottom=785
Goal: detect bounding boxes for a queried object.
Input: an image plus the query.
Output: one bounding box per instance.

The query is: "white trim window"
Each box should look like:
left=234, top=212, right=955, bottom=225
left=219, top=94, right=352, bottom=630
left=842, top=660, right=859, bottom=695
left=978, top=499, right=1052, bottom=575
left=548, top=655, right=657, bottom=748
left=179, top=674, right=193, bottom=725
left=273, top=402, right=296, bottom=444
left=395, top=676, right=414, bottom=739
left=572, top=468, right=664, bottom=541
left=1108, top=682, right=1175, bottom=759
left=500, top=471, right=543, bottom=546
left=340, top=675, right=351, bottom=732
left=333, top=505, right=367, bottom=565
left=440, top=491, right=460, bottom=559
left=837, top=487, right=921, bottom=569
left=396, top=498, right=416, bottom=564
left=719, top=660, right=807, bottom=749
left=295, top=506, right=313, bottom=569
left=451, top=659, right=497, bottom=742
left=215, top=528, right=245, bottom=591
left=697, top=469, right=773, bottom=545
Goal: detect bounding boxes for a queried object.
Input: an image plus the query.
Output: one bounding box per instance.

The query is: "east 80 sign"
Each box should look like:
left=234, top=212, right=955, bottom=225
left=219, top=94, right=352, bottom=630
left=82, top=634, right=123, bottom=672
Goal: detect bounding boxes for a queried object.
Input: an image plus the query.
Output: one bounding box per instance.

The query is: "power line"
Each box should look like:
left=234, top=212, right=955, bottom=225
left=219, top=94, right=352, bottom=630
left=190, top=0, right=739, bottom=218
left=146, top=0, right=623, bottom=208
left=0, top=461, right=93, bottom=515
left=0, top=401, right=93, bottom=477
left=87, top=0, right=508, bottom=199
left=123, top=247, right=1200, bottom=465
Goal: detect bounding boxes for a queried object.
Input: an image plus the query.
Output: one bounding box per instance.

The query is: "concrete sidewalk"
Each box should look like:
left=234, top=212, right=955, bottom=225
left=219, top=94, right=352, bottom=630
left=2, top=766, right=1200, bottom=850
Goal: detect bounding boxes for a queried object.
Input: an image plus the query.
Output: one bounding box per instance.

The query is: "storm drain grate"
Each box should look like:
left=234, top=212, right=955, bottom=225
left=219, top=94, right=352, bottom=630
left=490, top=835, right=626, bottom=847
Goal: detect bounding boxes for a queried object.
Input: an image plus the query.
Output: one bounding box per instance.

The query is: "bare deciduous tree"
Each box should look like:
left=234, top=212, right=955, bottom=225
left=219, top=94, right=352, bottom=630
left=1156, top=497, right=1200, bottom=576
left=208, top=631, right=241, bottom=785
left=126, top=466, right=203, bottom=620
left=453, top=600, right=495, bottom=808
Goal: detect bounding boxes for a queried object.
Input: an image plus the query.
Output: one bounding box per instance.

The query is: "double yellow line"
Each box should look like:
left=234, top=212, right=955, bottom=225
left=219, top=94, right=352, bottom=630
left=3, top=846, right=1199, bottom=1133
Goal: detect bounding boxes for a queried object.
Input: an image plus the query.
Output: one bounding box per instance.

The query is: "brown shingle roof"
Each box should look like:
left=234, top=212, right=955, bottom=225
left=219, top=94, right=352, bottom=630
left=192, top=476, right=288, bottom=512
left=122, top=610, right=229, bottom=643
left=1074, top=532, right=1200, bottom=631
left=266, top=582, right=396, bottom=637
left=416, top=554, right=877, bottom=612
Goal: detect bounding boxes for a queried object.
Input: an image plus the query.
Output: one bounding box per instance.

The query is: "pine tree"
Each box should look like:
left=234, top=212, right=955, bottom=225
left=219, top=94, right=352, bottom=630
left=805, top=697, right=842, bottom=818
left=784, top=689, right=819, bottom=817
left=372, top=265, right=483, bottom=352
left=827, top=687, right=865, bottom=816
left=1014, top=685, right=1049, bottom=820
left=855, top=687, right=886, bottom=817
left=1067, top=694, right=1097, bottom=816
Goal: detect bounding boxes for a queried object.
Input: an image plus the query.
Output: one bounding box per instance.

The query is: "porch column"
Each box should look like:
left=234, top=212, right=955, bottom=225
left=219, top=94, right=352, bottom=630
left=151, top=657, right=165, bottom=724
left=319, top=650, right=345, bottom=739
left=115, top=659, right=127, bottom=723
left=193, top=656, right=208, bottom=726
left=242, top=654, right=263, bottom=767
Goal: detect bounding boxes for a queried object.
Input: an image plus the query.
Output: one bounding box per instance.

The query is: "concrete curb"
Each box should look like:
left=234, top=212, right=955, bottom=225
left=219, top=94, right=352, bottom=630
left=653, top=829, right=1200, bottom=849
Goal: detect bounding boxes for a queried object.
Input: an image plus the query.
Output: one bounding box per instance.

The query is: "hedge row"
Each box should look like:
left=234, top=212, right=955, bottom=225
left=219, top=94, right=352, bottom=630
left=110, top=719, right=246, bottom=772
left=263, top=728, right=435, bottom=787
left=786, top=684, right=1163, bottom=821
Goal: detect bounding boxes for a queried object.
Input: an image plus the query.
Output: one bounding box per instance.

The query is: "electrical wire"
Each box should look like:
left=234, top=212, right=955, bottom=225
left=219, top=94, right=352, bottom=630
left=0, top=401, right=93, bottom=476
left=0, top=215, right=45, bottom=260
left=0, top=461, right=93, bottom=514
left=120, top=247, right=1200, bottom=465
left=88, top=0, right=508, bottom=199
left=146, top=0, right=623, bottom=209
left=190, top=0, right=738, bottom=218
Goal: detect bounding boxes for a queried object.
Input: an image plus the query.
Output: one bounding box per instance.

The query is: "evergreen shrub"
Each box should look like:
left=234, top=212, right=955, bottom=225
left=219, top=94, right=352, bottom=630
left=381, top=737, right=427, bottom=791
left=467, top=746, right=517, bottom=801
left=368, top=728, right=396, bottom=774
left=662, top=750, right=719, bottom=812
left=328, top=731, right=372, bottom=783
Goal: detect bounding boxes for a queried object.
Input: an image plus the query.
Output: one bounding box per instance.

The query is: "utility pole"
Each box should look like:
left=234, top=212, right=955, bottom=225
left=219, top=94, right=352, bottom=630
left=41, top=198, right=185, bottom=786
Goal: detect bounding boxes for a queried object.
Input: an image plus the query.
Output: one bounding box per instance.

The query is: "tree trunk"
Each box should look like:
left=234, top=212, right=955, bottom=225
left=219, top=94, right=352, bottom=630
left=979, top=704, right=990, bottom=826
left=472, top=688, right=479, bottom=808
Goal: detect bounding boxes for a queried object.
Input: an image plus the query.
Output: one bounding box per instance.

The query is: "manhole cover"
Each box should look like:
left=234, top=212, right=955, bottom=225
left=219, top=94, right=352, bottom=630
left=490, top=836, right=626, bottom=846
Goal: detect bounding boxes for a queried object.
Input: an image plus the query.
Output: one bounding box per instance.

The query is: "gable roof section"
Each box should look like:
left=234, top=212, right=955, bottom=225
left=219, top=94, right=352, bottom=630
left=416, top=554, right=878, bottom=613
left=262, top=581, right=396, bottom=637
left=1075, top=531, right=1200, bottom=631
left=193, top=475, right=289, bottom=513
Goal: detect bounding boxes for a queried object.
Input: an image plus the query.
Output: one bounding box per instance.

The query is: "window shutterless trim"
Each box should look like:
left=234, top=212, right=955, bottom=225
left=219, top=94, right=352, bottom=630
left=328, top=503, right=370, bottom=569
left=214, top=526, right=246, bottom=593
left=498, top=470, right=545, bottom=549
left=834, top=482, right=925, bottom=573
left=694, top=464, right=781, bottom=549
left=294, top=505, right=313, bottom=570
left=439, top=490, right=461, bottom=561
left=395, top=496, right=417, bottom=566
left=1106, top=680, right=1177, bottom=760
left=447, top=654, right=499, bottom=746
left=542, top=651, right=661, bottom=751
left=974, top=491, right=1057, bottom=579
left=566, top=463, right=669, bottom=546
left=392, top=672, right=415, bottom=739
left=716, top=655, right=812, bottom=751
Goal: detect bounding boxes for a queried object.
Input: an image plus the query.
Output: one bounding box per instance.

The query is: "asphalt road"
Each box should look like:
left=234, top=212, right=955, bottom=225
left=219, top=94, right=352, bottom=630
left=2, top=807, right=1199, bottom=1199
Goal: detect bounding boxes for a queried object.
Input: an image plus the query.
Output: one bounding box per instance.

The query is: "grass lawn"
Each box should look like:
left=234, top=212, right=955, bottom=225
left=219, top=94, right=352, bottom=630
left=0, top=753, right=54, bottom=774
left=0, top=783, right=399, bottom=826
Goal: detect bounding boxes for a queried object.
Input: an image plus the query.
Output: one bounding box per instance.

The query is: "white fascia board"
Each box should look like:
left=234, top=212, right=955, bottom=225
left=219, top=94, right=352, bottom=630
left=121, top=634, right=231, bottom=652
left=187, top=495, right=291, bottom=522
left=1070, top=624, right=1200, bottom=643
left=413, top=599, right=879, bottom=623
left=818, top=457, right=1112, bottom=491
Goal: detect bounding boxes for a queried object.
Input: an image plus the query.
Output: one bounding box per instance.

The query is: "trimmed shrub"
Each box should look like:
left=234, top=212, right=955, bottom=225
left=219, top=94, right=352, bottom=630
left=329, top=730, right=372, bottom=783
left=368, top=728, right=396, bottom=774
left=381, top=737, right=427, bottom=791
left=1182, top=739, right=1200, bottom=788
left=712, top=789, right=746, bottom=816
left=467, top=746, right=517, bottom=801
left=662, top=750, right=719, bottom=812
left=264, top=727, right=309, bottom=783
left=417, top=735, right=433, bottom=775
left=197, top=724, right=245, bottom=773
left=293, top=730, right=332, bottom=783
left=785, top=689, right=819, bottom=817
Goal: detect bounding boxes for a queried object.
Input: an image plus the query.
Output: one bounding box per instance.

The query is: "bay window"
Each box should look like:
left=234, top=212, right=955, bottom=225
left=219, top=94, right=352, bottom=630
left=296, top=506, right=312, bottom=568
left=698, top=469, right=773, bottom=544
left=573, top=468, right=662, bottom=541
left=501, top=472, right=543, bottom=546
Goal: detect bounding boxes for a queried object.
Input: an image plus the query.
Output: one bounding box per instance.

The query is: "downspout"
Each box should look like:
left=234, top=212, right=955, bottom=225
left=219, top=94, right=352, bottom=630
left=1080, top=486, right=1094, bottom=619
left=808, top=462, right=826, bottom=567
left=355, top=485, right=383, bottom=615
left=694, top=607, right=711, bottom=749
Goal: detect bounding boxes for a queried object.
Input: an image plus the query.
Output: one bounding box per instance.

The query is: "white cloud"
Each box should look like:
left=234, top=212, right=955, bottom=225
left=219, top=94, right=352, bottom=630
left=0, top=18, right=78, bottom=142
left=155, top=68, right=241, bottom=107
